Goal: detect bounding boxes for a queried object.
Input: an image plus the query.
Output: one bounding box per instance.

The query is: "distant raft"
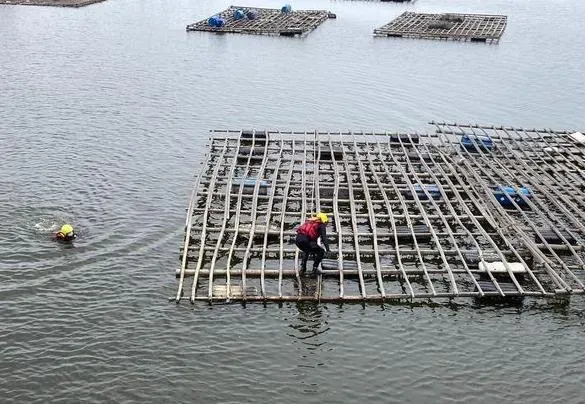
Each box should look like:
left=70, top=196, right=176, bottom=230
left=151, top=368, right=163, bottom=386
left=186, top=5, right=335, bottom=37
left=374, top=12, right=507, bottom=43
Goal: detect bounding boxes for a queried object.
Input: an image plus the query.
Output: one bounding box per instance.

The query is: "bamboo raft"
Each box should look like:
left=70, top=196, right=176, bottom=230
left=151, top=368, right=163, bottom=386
left=175, top=125, right=585, bottom=304
left=0, top=0, right=105, bottom=6
left=374, top=12, right=507, bottom=43
left=186, top=6, right=335, bottom=37
left=349, top=0, right=411, bottom=2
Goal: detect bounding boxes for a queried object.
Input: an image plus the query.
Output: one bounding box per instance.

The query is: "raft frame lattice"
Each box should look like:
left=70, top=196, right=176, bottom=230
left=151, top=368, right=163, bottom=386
left=175, top=125, right=585, bottom=304
left=374, top=12, right=507, bottom=43
left=0, top=0, right=105, bottom=6
left=186, top=6, right=334, bottom=37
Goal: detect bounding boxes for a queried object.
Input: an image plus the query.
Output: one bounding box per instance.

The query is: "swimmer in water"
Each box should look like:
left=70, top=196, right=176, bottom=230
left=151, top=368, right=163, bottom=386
left=53, top=224, right=76, bottom=242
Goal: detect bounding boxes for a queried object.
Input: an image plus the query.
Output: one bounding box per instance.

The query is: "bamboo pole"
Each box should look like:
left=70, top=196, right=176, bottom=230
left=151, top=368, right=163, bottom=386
left=437, top=123, right=569, bottom=292
left=453, top=124, right=573, bottom=292
left=375, top=135, right=437, bottom=297
left=365, top=136, right=415, bottom=297
left=395, top=133, right=459, bottom=295
left=190, top=206, right=500, bottom=223
left=176, top=141, right=215, bottom=302
left=206, top=140, right=246, bottom=302
left=330, top=134, right=345, bottom=298
left=259, top=135, right=285, bottom=299
left=415, top=142, right=503, bottom=295
left=209, top=133, right=257, bottom=302
left=433, top=125, right=544, bottom=294
left=175, top=289, right=556, bottom=303
left=240, top=138, right=271, bottom=301
left=180, top=138, right=228, bottom=302
left=313, top=131, right=323, bottom=302
left=484, top=127, right=585, bottom=290
left=502, top=128, right=585, bottom=266
left=176, top=267, right=572, bottom=277
left=352, top=134, right=385, bottom=298
left=278, top=137, right=296, bottom=298
left=295, top=132, right=310, bottom=291
left=185, top=244, right=553, bottom=257
left=343, top=137, right=366, bottom=299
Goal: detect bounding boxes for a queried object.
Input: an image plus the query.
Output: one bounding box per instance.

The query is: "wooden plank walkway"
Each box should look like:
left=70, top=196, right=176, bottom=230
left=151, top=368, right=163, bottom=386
left=374, top=12, right=507, bottom=43
left=175, top=127, right=585, bottom=304
left=186, top=6, right=335, bottom=37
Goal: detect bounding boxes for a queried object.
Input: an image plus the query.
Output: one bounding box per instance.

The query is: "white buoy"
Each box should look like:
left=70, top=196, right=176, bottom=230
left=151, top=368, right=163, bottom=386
left=478, top=261, right=526, bottom=274
left=569, top=131, right=585, bottom=145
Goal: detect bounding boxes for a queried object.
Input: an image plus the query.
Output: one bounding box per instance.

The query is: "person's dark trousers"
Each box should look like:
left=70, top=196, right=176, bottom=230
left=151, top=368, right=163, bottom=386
left=295, top=234, right=325, bottom=272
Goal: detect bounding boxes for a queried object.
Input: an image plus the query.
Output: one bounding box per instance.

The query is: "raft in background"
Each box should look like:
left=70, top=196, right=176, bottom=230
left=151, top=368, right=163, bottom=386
left=374, top=12, right=508, bottom=43
left=175, top=124, right=585, bottom=304
left=186, top=6, right=336, bottom=37
left=0, top=0, right=105, bottom=6
left=346, top=0, right=412, bottom=2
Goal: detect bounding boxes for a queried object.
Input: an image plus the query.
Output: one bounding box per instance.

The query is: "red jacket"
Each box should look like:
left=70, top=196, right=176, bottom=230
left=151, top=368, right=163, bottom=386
left=297, top=219, right=330, bottom=251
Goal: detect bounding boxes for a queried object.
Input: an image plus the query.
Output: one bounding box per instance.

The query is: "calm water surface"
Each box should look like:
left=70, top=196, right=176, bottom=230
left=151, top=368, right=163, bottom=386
left=1, top=0, right=584, bottom=402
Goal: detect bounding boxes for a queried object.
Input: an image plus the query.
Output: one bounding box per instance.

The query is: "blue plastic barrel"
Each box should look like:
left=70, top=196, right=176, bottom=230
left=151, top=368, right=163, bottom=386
left=207, top=16, right=219, bottom=27
left=247, top=9, right=258, bottom=20
left=493, top=185, right=532, bottom=207
left=281, top=4, right=292, bottom=13
left=215, top=17, right=225, bottom=27
left=460, top=134, right=493, bottom=152
left=233, top=9, right=246, bottom=20
left=413, top=184, right=441, bottom=200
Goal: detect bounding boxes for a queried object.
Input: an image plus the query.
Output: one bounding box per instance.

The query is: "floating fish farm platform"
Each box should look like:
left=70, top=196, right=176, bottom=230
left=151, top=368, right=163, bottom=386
left=349, top=0, right=411, bottom=2
left=374, top=12, right=507, bottom=43
left=186, top=6, right=335, bottom=37
left=175, top=124, right=585, bottom=304
left=0, top=0, right=105, bottom=6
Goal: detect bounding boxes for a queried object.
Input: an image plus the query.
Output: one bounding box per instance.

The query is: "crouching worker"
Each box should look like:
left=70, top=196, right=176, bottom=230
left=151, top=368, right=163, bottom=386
left=295, top=212, right=330, bottom=274
left=53, top=224, right=76, bottom=243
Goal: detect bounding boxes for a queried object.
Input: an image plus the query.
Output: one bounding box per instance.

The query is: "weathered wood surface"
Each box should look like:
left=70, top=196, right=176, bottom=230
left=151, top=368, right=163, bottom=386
left=374, top=12, right=507, bottom=43
left=186, top=6, right=334, bottom=37
left=175, top=126, right=585, bottom=304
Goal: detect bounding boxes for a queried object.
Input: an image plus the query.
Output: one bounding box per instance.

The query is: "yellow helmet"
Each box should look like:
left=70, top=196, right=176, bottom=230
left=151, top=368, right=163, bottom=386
left=316, top=212, right=329, bottom=224
left=60, top=224, right=74, bottom=235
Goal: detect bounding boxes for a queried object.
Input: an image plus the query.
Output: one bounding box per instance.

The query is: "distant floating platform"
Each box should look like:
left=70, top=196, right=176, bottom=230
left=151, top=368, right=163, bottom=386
left=186, top=6, right=335, bottom=37
left=348, top=0, right=412, bottom=2
left=175, top=125, right=585, bottom=305
left=374, top=12, right=507, bottom=43
left=0, top=0, right=105, bottom=6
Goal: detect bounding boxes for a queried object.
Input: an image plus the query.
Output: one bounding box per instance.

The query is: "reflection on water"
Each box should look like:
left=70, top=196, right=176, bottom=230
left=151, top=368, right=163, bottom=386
left=288, top=301, right=329, bottom=344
